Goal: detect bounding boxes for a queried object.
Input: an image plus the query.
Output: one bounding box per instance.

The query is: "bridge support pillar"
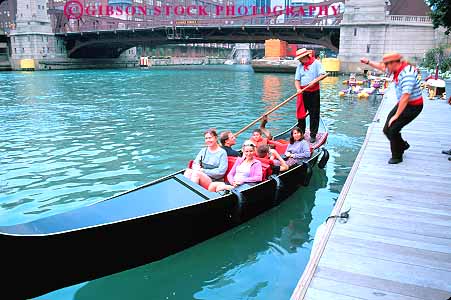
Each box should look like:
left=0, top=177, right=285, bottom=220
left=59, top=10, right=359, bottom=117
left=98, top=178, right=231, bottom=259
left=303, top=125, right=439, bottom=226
left=234, top=43, right=251, bottom=64
left=9, top=0, right=138, bottom=70
left=9, top=33, right=69, bottom=70
left=0, top=35, right=11, bottom=71
left=9, top=0, right=69, bottom=70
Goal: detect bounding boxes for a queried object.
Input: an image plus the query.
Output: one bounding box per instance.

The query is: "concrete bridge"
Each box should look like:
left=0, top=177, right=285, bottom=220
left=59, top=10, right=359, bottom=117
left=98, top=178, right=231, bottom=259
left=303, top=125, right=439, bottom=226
left=62, top=25, right=340, bottom=58
left=0, top=0, right=448, bottom=70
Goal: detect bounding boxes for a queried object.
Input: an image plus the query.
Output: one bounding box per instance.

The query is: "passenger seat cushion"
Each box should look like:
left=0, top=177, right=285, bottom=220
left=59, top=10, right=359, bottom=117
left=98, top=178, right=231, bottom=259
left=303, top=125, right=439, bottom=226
left=224, top=156, right=239, bottom=183
left=187, top=160, right=194, bottom=169
left=268, top=140, right=289, bottom=155
left=254, top=156, right=274, bottom=180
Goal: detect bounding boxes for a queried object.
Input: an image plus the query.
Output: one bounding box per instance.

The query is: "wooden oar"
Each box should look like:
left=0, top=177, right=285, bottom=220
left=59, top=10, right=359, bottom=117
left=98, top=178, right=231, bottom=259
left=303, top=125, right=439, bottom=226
left=234, top=73, right=329, bottom=137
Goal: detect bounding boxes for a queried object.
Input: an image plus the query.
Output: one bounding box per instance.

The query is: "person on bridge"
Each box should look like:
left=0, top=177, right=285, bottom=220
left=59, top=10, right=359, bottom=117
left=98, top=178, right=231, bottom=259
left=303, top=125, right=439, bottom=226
left=294, top=48, right=326, bottom=144
left=361, top=52, right=423, bottom=164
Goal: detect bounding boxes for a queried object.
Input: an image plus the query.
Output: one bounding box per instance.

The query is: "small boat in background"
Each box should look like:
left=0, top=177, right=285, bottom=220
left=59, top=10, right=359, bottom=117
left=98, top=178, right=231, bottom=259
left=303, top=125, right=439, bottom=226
left=339, top=74, right=388, bottom=99
left=0, top=118, right=330, bottom=299
left=423, top=65, right=447, bottom=99
left=426, top=78, right=446, bottom=99
left=139, top=56, right=151, bottom=68
left=224, top=59, right=235, bottom=65
left=251, top=58, right=298, bottom=73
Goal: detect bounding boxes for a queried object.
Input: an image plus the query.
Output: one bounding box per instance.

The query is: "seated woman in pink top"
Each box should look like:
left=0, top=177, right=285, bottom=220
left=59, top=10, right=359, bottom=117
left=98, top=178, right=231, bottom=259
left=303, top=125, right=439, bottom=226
left=209, top=141, right=263, bottom=192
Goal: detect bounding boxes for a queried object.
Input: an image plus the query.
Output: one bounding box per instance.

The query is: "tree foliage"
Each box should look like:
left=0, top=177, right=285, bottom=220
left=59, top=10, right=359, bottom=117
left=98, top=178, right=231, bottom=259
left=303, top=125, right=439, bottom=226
left=428, top=0, right=451, bottom=35
left=421, top=45, right=451, bottom=72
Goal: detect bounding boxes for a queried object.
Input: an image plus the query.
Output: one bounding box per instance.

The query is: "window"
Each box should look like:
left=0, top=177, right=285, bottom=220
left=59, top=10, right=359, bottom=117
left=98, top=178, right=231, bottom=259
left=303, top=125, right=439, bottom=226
left=366, top=44, right=370, bottom=53
left=14, top=48, right=16, bottom=54
left=354, top=28, right=357, bottom=36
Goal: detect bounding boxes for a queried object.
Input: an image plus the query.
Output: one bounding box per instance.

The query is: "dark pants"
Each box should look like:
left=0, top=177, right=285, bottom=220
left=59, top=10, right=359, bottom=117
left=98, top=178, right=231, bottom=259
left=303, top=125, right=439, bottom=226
left=383, top=104, right=423, bottom=159
left=297, top=90, right=320, bottom=138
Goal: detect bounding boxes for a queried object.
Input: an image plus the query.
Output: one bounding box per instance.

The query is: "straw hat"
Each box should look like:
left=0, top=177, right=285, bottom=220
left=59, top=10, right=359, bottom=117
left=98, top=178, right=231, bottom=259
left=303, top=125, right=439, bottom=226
left=382, top=52, right=402, bottom=64
left=295, top=48, right=311, bottom=60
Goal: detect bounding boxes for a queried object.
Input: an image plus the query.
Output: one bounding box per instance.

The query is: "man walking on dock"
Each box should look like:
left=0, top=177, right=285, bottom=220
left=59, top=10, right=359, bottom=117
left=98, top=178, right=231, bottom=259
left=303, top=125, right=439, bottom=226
left=361, top=52, right=423, bottom=164
left=294, top=48, right=326, bottom=143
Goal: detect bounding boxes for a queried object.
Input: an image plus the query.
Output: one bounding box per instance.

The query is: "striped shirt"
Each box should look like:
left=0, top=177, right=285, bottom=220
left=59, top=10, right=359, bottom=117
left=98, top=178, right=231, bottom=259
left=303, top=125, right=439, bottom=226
left=295, top=60, right=325, bottom=86
left=394, top=65, right=422, bottom=102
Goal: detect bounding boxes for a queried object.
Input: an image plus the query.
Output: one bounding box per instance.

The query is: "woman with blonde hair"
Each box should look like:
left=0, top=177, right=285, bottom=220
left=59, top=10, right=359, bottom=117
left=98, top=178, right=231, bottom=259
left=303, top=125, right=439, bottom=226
left=209, top=140, right=263, bottom=192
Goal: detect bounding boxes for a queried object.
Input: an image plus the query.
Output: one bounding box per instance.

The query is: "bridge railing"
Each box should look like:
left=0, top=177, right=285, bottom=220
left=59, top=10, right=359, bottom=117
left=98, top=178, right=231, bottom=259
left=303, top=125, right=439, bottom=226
left=53, top=14, right=343, bottom=33
left=387, top=15, right=432, bottom=24
left=47, top=0, right=343, bottom=33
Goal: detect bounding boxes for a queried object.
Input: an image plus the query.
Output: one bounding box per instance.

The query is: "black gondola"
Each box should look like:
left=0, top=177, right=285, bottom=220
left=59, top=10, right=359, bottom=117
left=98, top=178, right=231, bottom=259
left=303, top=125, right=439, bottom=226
left=0, top=119, right=329, bottom=299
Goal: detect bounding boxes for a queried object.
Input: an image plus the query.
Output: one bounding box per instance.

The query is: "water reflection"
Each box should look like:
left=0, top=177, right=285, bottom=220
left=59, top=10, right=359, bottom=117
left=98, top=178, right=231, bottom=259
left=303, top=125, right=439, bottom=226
left=321, top=76, right=339, bottom=86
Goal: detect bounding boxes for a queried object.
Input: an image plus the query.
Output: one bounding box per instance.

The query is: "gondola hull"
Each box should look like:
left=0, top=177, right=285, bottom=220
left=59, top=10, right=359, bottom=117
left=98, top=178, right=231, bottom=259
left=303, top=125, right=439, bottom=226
left=1, top=126, right=326, bottom=299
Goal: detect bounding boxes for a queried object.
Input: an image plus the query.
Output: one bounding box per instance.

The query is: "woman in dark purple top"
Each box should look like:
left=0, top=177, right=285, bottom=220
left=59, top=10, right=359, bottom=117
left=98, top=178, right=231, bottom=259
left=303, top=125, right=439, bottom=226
left=285, top=127, right=311, bottom=167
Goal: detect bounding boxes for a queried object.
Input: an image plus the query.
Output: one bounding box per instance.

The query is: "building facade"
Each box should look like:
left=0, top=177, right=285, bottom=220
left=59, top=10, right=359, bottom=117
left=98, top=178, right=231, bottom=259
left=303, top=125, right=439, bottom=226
left=0, top=0, right=15, bottom=34
left=338, top=0, right=449, bottom=72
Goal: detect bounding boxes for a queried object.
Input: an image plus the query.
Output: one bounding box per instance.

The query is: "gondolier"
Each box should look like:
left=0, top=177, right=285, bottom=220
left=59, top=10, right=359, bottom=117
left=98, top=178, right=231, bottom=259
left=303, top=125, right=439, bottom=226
left=361, top=52, right=423, bottom=164
left=294, top=48, right=326, bottom=143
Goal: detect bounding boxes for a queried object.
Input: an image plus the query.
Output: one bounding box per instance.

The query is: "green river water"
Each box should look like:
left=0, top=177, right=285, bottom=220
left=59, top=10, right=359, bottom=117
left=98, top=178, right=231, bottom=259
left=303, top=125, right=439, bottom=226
left=0, top=65, right=380, bottom=300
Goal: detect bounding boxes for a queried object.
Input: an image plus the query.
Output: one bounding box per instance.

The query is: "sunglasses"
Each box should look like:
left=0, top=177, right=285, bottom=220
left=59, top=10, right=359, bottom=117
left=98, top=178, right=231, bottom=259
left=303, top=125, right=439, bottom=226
left=243, top=142, right=256, bottom=147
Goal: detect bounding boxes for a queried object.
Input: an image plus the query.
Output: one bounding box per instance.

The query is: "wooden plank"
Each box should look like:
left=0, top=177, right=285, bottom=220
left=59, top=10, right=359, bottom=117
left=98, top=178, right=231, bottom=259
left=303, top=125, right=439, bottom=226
left=340, top=212, right=451, bottom=239
left=349, top=183, right=451, bottom=206
left=348, top=188, right=451, bottom=205
left=327, top=235, right=451, bottom=271
left=347, top=177, right=451, bottom=195
left=363, top=142, right=451, bottom=153
left=355, top=170, right=451, bottom=183
left=318, top=251, right=451, bottom=292
left=348, top=202, right=451, bottom=227
left=333, top=224, right=451, bottom=252
left=354, top=166, right=451, bottom=181
left=359, top=156, right=451, bottom=169
left=315, top=267, right=451, bottom=300
left=304, top=288, right=363, bottom=300
left=310, top=277, right=424, bottom=300
left=345, top=194, right=451, bottom=217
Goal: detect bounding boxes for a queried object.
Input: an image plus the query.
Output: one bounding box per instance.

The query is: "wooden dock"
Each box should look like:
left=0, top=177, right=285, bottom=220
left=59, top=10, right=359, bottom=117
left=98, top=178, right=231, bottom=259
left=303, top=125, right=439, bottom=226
left=291, top=89, right=451, bottom=300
